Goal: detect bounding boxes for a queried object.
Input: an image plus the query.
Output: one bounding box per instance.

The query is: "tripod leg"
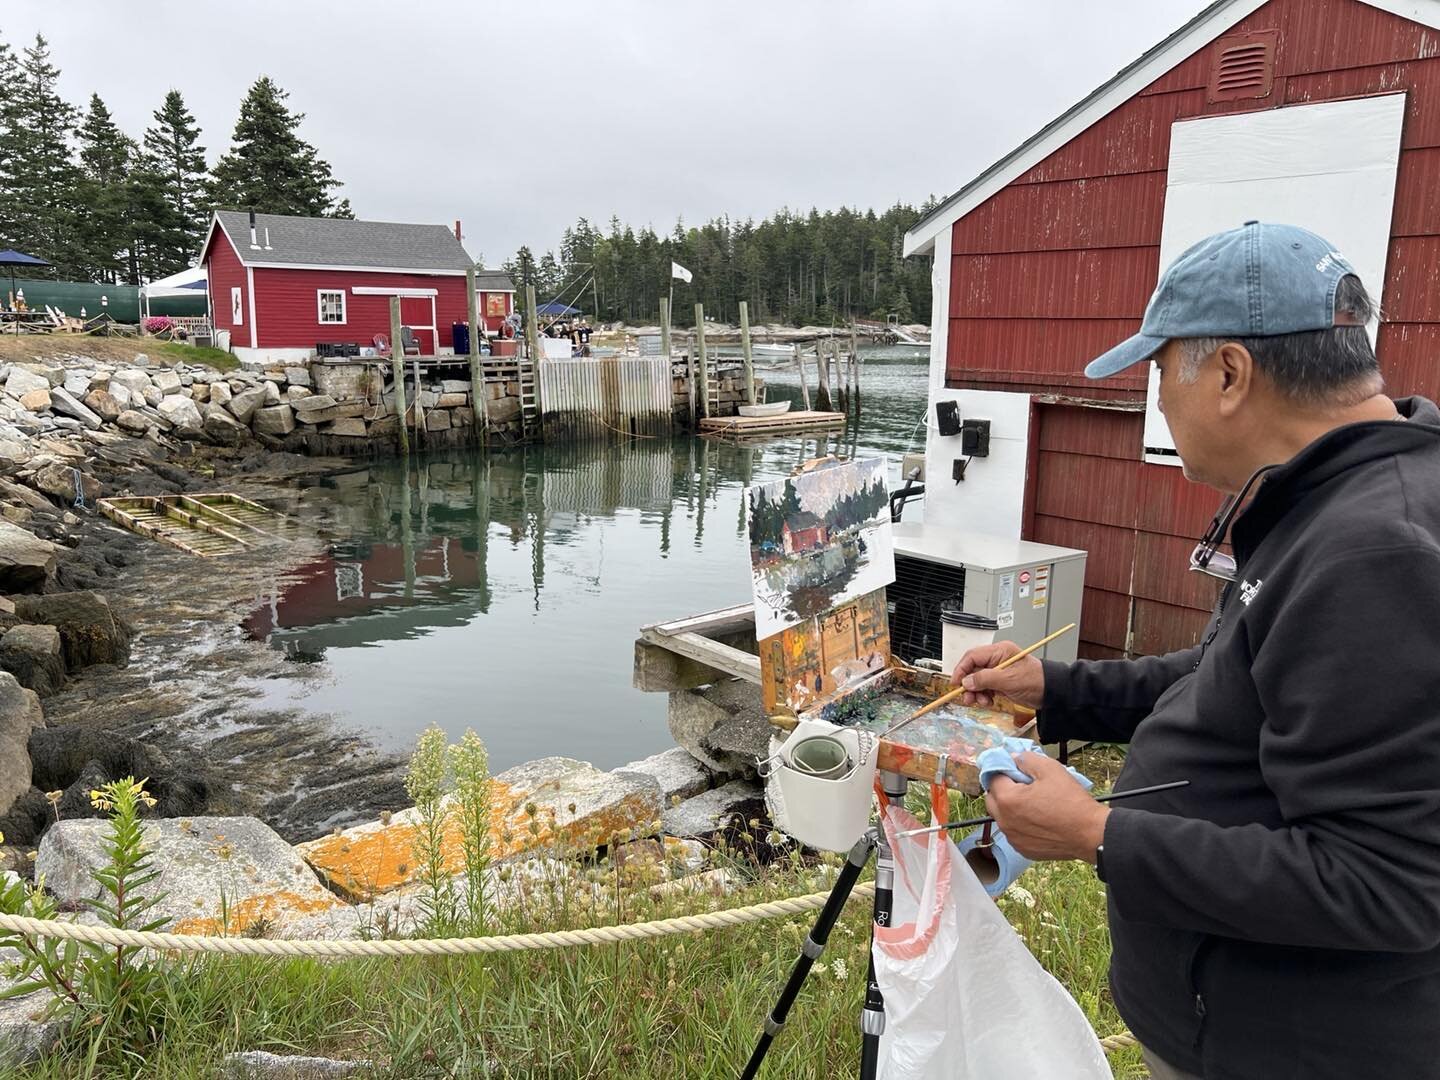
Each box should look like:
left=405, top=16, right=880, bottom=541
left=858, top=828, right=893, bottom=1079
left=739, top=834, right=876, bottom=1080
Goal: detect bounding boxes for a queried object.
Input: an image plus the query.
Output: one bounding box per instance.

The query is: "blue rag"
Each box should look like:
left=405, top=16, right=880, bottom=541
left=955, top=743, right=1093, bottom=897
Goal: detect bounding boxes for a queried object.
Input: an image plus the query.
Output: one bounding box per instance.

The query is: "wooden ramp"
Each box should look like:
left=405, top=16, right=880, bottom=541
left=99, top=494, right=295, bottom=557
left=699, top=410, right=846, bottom=441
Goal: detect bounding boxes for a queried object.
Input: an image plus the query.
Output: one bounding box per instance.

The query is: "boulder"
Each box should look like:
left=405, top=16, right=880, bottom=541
left=436, top=392, right=468, bottom=408
left=33, top=463, right=101, bottom=505
left=151, top=369, right=182, bottom=395
left=0, top=671, right=43, bottom=817
left=115, top=410, right=150, bottom=434
left=298, top=756, right=664, bottom=900
left=0, top=624, right=64, bottom=695
left=453, top=406, right=475, bottom=427
left=0, top=522, right=55, bottom=592
left=36, top=816, right=346, bottom=935
left=157, top=394, right=204, bottom=436
left=253, top=404, right=296, bottom=436
left=14, top=591, right=131, bottom=669
left=190, top=382, right=210, bottom=404
left=292, top=394, right=337, bottom=415
left=489, top=397, right=521, bottom=424
left=321, top=418, right=367, bottom=437
left=0, top=992, right=61, bottom=1071
left=615, top=747, right=718, bottom=803
left=209, top=380, right=232, bottom=408
left=424, top=409, right=451, bottom=431
left=108, top=369, right=151, bottom=398
left=48, top=387, right=102, bottom=430
left=143, top=386, right=163, bottom=407
left=262, top=381, right=282, bottom=406
left=667, top=679, right=771, bottom=776
left=286, top=386, right=312, bottom=403
left=62, top=372, right=91, bottom=396
left=295, top=407, right=338, bottom=426
left=131, top=352, right=150, bottom=366
left=17, top=389, right=50, bottom=413
left=661, top=779, right=766, bottom=838
left=417, top=390, right=439, bottom=409
left=82, top=389, right=121, bottom=423
left=0, top=440, right=28, bottom=468
left=441, top=379, right=472, bottom=394
left=228, top=387, right=266, bottom=424
left=221, top=1051, right=370, bottom=1079
left=203, top=405, right=247, bottom=447
left=3, top=368, right=50, bottom=397
left=283, top=366, right=312, bottom=388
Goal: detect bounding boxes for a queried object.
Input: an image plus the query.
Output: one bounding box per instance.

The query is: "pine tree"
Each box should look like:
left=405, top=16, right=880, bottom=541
left=75, top=94, right=136, bottom=282
left=0, top=30, right=17, bottom=236
left=0, top=34, right=81, bottom=274
left=208, top=77, right=346, bottom=217
left=140, top=89, right=207, bottom=275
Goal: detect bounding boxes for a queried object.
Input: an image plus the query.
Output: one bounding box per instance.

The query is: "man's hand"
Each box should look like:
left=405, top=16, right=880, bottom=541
left=951, top=642, right=1046, bottom=709
left=985, top=751, right=1109, bottom=863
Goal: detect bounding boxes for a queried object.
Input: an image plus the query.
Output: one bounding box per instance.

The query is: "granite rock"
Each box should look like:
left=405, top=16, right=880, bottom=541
left=0, top=624, right=64, bottom=696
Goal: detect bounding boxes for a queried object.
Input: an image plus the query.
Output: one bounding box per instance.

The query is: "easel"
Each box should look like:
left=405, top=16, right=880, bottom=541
left=738, top=456, right=1033, bottom=1077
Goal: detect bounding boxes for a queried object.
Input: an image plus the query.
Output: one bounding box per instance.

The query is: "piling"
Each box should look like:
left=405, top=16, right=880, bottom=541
left=793, top=344, right=812, bottom=411
left=739, top=301, right=757, bottom=406
left=389, top=296, right=410, bottom=455
left=695, top=303, right=710, bottom=418
left=466, top=267, right=488, bottom=433
left=661, top=297, right=689, bottom=429
left=525, top=284, right=544, bottom=418
left=816, top=341, right=833, bottom=412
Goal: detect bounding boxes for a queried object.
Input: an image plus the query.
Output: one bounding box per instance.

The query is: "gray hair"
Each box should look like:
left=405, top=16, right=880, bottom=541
left=1175, top=275, right=1382, bottom=405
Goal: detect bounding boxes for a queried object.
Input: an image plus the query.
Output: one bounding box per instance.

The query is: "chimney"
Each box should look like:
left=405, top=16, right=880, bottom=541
left=454, top=220, right=462, bottom=242
left=263, top=227, right=272, bottom=250
left=248, top=209, right=260, bottom=250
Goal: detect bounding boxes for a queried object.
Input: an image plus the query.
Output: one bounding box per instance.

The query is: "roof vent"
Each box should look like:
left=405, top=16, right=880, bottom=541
left=1208, top=30, right=1278, bottom=103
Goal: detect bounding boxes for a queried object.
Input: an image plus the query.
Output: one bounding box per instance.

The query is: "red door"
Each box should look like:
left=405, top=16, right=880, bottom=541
left=400, top=296, right=434, bottom=355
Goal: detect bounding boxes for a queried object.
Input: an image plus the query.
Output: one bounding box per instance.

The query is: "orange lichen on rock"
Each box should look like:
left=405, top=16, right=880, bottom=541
left=173, top=890, right=347, bottom=936
left=297, top=758, right=665, bottom=900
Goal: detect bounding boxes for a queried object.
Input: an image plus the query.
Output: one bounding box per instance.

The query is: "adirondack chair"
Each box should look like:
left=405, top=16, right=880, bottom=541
left=373, top=329, right=423, bottom=357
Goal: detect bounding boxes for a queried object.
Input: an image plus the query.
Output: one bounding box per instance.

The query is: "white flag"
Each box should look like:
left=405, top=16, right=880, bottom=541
left=671, top=261, right=693, bottom=284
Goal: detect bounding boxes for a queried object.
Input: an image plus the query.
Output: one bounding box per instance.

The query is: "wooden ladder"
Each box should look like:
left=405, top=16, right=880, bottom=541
left=518, top=353, right=541, bottom=439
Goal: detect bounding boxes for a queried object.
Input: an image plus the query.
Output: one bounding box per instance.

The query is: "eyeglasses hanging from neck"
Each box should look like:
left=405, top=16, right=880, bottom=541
left=1189, top=464, right=1282, bottom=583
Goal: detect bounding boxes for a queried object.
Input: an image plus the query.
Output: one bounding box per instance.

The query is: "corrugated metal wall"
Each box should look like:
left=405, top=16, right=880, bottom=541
left=538, top=357, right=674, bottom=441
left=948, top=0, right=1440, bottom=657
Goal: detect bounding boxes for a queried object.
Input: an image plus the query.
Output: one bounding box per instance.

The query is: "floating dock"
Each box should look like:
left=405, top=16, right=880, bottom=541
left=699, top=410, right=846, bottom=441
left=99, top=493, right=295, bottom=557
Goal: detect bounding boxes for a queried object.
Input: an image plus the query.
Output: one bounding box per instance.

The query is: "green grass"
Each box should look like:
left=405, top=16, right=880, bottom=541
left=1, top=748, right=1145, bottom=1079
left=145, top=340, right=239, bottom=372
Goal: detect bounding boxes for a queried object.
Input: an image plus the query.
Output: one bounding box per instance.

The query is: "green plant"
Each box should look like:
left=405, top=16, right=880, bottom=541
left=405, top=725, right=457, bottom=935
left=448, top=729, right=492, bottom=935
left=0, top=777, right=175, bottom=1073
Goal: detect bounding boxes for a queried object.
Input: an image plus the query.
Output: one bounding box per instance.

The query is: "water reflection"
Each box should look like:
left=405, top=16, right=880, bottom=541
left=244, top=354, right=928, bottom=770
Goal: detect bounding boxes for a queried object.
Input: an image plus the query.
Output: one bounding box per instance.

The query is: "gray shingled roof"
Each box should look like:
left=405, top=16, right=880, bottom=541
left=212, top=210, right=473, bottom=272
left=474, top=269, right=515, bottom=292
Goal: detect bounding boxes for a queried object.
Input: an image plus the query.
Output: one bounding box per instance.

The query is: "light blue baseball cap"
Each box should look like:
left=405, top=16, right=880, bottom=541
left=1084, top=221, right=1363, bottom=379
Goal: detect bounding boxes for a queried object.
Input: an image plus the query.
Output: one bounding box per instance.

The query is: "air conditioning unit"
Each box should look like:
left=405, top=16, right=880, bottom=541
left=889, top=523, right=1087, bottom=668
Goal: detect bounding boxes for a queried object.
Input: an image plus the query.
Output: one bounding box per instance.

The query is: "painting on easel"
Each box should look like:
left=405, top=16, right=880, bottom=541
left=747, top=457, right=895, bottom=641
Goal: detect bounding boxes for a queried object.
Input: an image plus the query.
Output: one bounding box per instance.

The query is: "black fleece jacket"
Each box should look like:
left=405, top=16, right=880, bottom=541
left=1038, top=397, right=1440, bottom=1080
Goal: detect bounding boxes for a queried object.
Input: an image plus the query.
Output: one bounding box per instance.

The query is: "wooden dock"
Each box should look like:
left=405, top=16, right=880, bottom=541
left=699, top=410, right=846, bottom=441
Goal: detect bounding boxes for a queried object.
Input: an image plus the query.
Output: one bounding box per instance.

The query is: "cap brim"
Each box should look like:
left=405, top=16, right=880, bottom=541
left=1084, top=333, right=1167, bottom=379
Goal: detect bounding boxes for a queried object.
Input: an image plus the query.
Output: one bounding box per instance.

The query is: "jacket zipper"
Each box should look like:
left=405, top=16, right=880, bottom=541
left=1194, top=584, right=1234, bottom=671
left=1187, top=936, right=1214, bottom=1052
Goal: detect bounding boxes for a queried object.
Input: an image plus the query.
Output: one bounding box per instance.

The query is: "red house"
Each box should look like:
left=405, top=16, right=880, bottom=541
left=200, top=210, right=514, bottom=365
left=905, top=0, right=1440, bottom=659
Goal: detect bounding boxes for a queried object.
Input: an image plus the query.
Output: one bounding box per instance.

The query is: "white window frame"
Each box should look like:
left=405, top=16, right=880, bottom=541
left=231, top=287, right=243, bottom=326
left=317, top=289, right=347, bottom=325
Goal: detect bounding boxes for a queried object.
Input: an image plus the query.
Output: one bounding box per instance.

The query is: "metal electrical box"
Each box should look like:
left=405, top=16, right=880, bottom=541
left=889, top=522, right=1088, bottom=665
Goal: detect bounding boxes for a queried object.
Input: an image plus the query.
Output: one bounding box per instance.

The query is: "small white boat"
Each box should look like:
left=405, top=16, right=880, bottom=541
left=738, top=401, right=792, bottom=418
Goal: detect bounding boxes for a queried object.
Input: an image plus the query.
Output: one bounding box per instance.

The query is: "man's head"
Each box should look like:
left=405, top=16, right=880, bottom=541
left=1085, top=222, right=1384, bottom=490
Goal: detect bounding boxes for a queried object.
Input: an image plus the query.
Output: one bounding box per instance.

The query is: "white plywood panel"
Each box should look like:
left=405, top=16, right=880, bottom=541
left=1144, top=93, right=1407, bottom=457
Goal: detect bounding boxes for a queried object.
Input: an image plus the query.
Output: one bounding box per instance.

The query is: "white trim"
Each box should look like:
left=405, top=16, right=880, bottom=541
left=902, top=0, right=1440, bottom=256
left=350, top=286, right=440, bottom=297
left=928, top=227, right=952, bottom=395
left=231, top=346, right=315, bottom=365
left=246, top=266, right=258, bottom=349
left=252, top=261, right=467, bottom=276
left=317, top=289, right=347, bottom=325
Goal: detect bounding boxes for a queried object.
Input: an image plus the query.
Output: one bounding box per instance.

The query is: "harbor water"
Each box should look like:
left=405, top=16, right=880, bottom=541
left=246, top=348, right=929, bottom=770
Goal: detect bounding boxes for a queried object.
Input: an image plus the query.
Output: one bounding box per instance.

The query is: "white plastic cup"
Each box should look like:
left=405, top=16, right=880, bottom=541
left=941, top=609, right=1000, bottom=677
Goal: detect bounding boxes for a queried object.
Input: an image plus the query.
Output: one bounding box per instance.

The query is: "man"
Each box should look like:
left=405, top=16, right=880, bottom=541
left=953, top=222, right=1440, bottom=1079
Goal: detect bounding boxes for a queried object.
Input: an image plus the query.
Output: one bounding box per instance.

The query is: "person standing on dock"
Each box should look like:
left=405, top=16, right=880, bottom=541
left=952, top=222, right=1440, bottom=1080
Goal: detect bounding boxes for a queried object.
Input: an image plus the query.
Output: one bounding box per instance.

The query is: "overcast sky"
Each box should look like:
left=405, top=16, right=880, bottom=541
left=10, top=0, right=1204, bottom=264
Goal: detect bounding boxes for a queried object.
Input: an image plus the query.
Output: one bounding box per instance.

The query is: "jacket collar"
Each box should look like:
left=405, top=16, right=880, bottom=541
left=1230, top=396, right=1440, bottom=562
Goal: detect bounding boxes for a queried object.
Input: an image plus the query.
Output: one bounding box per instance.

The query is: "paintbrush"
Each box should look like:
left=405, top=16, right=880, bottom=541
left=894, top=780, right=1191, bottom=839
left=879, top=622, right=1077, bottom=742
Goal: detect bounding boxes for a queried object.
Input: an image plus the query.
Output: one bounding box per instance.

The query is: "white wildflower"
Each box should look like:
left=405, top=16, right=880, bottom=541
left=1004, top=883, right=1037, bottom=908
left=831, top=959, right=849, bottom=981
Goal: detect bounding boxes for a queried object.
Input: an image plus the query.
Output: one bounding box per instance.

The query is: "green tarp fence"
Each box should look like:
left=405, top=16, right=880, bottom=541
left=5, top=279, right=208, bottom=322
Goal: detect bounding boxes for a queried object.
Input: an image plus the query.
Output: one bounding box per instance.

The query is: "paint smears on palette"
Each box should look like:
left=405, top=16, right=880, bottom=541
left=818, top=685, right=1021, bottom=760
left=746, top=457, right=895, bottom=641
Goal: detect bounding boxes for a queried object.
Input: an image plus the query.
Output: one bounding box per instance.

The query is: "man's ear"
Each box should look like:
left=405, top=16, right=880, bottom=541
left=1215, top=342, right=1254, bottom=417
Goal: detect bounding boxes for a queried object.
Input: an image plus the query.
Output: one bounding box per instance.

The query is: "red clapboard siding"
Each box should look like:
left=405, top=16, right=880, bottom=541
left=252, top=270, right=468, bottom=351
left=1032, top=515, right=1138, bottom=595
left=950, top=248, right=1158, bottom=320
left=1285, top=59, right=1440, bottom=149
left=946, top=320, right=1150, bottom=393
left=950, top=172, right=1168, bottom=254
left=1035, top=454, right=1141, bottom=528
left=1036, top=404, right=1145, bottom=459
left=1015, top=90, right=1210, bottom=185
left=203, top=227, right=250, bottom=348
left=1131, top=598, right=1211, bottom=655
left=1376, top=324, right=1440, bottom=400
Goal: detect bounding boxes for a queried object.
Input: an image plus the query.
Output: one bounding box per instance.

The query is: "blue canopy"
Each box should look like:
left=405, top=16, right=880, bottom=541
left=0, top=249, right=49, bottom=268
left=536, top=301, right=580, bottom=317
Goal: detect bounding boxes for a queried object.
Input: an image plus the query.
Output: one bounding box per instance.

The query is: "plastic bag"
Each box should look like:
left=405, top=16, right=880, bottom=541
left=872, top=789, right=1113, bottom=1080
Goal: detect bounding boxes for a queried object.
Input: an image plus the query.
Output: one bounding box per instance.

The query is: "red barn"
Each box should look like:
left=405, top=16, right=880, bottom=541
left=906, top=0, right=1440, bottom=660
left=200, top=211, right=511, bottom=365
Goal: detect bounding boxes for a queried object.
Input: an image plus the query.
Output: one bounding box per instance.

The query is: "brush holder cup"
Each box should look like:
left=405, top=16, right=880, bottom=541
left=765, top=719, right=877, bottom=853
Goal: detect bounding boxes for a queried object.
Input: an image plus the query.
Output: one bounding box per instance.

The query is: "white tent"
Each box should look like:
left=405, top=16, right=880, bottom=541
left=141, top=266, right=207, bottom=317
